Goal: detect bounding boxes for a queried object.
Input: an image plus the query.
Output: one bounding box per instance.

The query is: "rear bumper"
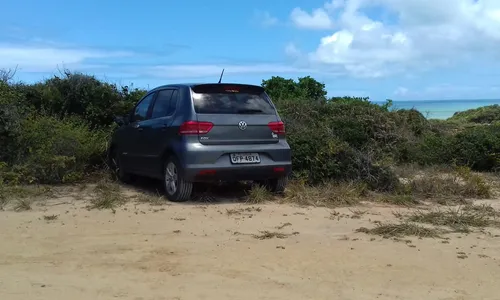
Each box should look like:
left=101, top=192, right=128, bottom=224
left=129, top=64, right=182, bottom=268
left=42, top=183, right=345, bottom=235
left=183, top=162, right=292, bottom=182
left=177, top=139, right=292, bottom=182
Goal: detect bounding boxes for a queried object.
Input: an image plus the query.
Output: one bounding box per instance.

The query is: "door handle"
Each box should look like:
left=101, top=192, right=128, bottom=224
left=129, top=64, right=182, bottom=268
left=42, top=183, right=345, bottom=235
left=161, top=124, right=167, bottom=131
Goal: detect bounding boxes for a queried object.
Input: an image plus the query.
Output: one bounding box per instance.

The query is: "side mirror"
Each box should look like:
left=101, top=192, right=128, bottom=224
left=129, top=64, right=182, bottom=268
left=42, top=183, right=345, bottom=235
left=114, top=115, right=128, bottom=126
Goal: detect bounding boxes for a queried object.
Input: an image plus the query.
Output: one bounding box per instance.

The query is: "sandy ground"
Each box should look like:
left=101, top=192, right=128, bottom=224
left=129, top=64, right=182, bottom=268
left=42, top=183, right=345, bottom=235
left=1, top=187, right=500, bottom=300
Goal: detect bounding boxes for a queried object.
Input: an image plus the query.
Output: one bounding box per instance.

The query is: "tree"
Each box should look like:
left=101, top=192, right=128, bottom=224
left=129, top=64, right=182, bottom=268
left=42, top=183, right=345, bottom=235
left=0, top=67, right=17, bottom=83
left=297, top=76, right=327, bottom=101
left=261, top=76, right=327, bottom=102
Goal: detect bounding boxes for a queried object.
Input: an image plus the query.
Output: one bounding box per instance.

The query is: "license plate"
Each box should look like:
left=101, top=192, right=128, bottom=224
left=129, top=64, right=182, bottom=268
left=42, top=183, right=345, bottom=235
left=230, top=153, right=260, bottom=164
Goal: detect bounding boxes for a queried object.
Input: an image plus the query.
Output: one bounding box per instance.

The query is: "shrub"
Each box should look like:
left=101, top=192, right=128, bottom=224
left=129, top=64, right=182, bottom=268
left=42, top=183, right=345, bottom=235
left=14, top=71, right=145, bottom=128
left=405, top=132, right=455, bottom=166
left=3, top=115, right=109, bottom=184
left=277, top=98, right=399, bottom=190
left=0, top=82, right=25, bottom=162
left=392, top=109, right=430, bottom=136
left=451, top=125, right=500, bottom=171
left=2, top=71, right=500, bottom=191
left=449, top=105, right=500, bottom=124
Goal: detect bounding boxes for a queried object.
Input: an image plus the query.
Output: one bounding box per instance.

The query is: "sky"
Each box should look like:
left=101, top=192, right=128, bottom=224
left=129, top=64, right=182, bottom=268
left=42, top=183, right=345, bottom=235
left=1, top=0, right=500, bottom=101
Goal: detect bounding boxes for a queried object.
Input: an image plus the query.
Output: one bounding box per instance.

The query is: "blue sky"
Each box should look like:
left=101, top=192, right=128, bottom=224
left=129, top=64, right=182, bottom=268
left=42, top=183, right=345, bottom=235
left=1, top=0, right=500, bottom=101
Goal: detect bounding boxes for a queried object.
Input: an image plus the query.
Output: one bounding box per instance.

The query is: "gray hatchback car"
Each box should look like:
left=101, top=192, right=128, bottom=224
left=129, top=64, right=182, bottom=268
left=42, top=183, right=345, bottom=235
left=108, top=83, right=292, bottom=202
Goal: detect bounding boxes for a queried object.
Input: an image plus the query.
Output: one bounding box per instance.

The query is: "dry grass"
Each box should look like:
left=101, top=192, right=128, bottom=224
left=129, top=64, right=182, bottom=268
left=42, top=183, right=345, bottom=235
left=358, top=203, right=500, bottom=239
left=226, top=206, right=262, bottom=216
left=349, top=208, right=368, bottom=219
left=0, top=195, right=8, bottom=210
left=245, top=184, right=272, bottom=204
left=0, top=185, right=54, bottom=211
left=463, top=203, right=500, bottom=217
left=282, top=181, right=367, bottom=208
left=377, top=194, right=421, bottom=206
left=393, top=164, right=454, bottom=181
left=276, top=222, right=292, bottom=229
left=252, top=231, right=299, bottom=240
left=356, top=223, right=442, bottom=238
left=43, top=214, right=58, bottom=221
left=88, top=180, right=125, bottom=210
left=408, top=206, right=499, bottom=233
left=397, top=166, right=491, bottom=203
left=13, top=198, right=33, bottom=212
left=0, top=185, right=53, bottom=200
left=135, top=192, right=167, bottom=206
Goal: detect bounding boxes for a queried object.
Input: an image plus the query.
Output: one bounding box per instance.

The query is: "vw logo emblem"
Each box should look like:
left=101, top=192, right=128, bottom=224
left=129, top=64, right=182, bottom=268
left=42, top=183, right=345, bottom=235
left=238, top=121, right=247, bottom=130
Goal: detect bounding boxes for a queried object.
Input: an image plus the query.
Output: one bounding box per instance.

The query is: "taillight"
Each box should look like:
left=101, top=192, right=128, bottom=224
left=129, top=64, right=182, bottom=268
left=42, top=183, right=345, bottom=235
left=268, top=121, right=285, bottom=134
left=179, top=121, right=214, bottom=135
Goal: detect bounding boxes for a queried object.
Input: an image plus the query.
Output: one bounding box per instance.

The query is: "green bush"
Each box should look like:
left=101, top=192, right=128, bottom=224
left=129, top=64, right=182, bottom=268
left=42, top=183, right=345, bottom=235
left=0, top=82, right=26, bottom=162
left=3, top=115, right=108, bottom=184
left=277, top=97, right=399, bottom=190
left=449, top=105, right=500, bottom=124
left=451, top=125, right=500, bottom=171
left=13, top=72, right=145, bottom=128
left=392, top=109, right=430, bottom=136
left=1, top=72, right=499, bottom=189
left=406, top=132, right=455, bottom=166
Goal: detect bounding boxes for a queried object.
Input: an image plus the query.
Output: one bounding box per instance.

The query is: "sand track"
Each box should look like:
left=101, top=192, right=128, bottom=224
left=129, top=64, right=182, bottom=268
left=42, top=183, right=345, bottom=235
left=1, top=196, right=500, bottom=300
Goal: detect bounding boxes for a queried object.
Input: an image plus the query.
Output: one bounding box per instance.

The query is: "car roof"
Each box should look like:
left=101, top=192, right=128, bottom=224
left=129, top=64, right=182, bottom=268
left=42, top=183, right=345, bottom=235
left=149, top=83, right=262, bottom=92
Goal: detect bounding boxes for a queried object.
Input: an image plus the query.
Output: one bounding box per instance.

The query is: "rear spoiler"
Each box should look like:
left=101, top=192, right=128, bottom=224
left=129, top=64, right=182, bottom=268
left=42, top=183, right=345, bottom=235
left=191, top=84, right=265, bottom=94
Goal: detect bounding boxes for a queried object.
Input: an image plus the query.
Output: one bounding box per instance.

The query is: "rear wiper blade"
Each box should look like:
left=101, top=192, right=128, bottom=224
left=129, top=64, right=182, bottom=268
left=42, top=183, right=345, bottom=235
left=236, top=109, right=264, bottom=114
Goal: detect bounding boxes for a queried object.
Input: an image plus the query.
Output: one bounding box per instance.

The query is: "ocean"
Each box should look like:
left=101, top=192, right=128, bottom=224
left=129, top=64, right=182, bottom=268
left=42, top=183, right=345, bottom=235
left=373, top=99, right=500, bottom=119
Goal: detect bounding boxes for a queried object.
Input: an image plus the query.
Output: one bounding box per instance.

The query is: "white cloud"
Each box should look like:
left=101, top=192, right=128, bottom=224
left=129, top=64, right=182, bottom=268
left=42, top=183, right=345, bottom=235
left=284, top=43, right=302, bottom=58
left=291, top=0, right=500, bottom=77
left=144, top=64, right=317, bottom=79
left=394, top=87, right=408, bottom=96
left=254, top=11, right=278, bottom=27
left=0, top=44, right=131, bottom=72
left=290, top=7, right=334, bottom=29
left=0, top=42, right=325, bottom=80
left=324, top=0, right=345, bottom=12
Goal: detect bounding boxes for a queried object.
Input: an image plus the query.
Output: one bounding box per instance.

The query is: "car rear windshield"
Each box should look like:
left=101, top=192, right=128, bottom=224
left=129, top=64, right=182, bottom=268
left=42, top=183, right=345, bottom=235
left=191, top=84, right=275, bottom=114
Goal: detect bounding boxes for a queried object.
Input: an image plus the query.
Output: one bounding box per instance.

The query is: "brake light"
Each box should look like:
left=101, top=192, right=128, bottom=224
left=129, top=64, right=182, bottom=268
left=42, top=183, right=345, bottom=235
left=198, top=169, right=216, bottom=175
left=224, top=86, right=240, bottom=93
left=179, top=121, right=214, bottom=135
left=268, top=121, right=285, bottom=134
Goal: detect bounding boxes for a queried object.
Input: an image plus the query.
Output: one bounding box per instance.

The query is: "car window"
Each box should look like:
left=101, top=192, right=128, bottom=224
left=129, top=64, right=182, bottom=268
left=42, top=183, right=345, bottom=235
left=151, top=89, right=174, bottom=119
left=191, top=85, right=275, bottom=115
left=167, top=90, right=179, bottom=116
left=133, top=93, right=155, bottom=121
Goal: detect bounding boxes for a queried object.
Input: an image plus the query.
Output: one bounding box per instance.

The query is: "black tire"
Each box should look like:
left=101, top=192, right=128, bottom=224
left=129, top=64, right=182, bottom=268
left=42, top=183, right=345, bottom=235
left=110, top=149, right=132, bottom=183
left=163, top=156, right=193, bottom=202
left=256, top=177, right=288, bottom=194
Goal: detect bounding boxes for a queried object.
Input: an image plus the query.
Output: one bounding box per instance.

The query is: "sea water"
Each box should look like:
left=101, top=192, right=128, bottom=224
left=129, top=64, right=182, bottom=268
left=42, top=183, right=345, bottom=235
left=374, top=99, right=500, bottom=119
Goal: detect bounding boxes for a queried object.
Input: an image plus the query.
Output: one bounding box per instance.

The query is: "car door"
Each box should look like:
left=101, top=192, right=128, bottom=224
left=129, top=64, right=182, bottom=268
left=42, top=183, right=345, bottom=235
left=140, top=88, right=178, bottom=177
left=120, top=91, right=156, bottom=173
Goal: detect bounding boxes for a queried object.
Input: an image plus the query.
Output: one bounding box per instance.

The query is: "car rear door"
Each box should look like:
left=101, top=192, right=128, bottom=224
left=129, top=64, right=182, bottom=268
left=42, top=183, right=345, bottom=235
left=191, top=84, right=281, bottom=146
left=120, top=92, right=156, bottom=173
left=140, top=88, right=179, bottom=176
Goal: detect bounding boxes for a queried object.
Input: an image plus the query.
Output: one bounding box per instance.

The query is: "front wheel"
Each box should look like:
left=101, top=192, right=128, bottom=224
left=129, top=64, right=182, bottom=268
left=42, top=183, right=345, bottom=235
left=164, top=157, right=193, bottom=202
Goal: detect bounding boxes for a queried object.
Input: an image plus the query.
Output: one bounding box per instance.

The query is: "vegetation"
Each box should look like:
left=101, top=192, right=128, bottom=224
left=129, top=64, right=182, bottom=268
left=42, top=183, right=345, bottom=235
left=449, top=104, right=500, bottom=124
left=356, top=203, right=500, bottom=239
left=1, top=69, right=499, bottom=203
left=356, top=223, right=442, bottom=238
left=408, top=207, right=497, bottom=233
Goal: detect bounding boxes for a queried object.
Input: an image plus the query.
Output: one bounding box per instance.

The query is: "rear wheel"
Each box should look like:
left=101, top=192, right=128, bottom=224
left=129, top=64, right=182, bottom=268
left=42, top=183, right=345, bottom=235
left=256, top=177, right=288, bottom=194
left=164, top=157, right=193, bottom=202
left=110, top=149, right=132, bottom=183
